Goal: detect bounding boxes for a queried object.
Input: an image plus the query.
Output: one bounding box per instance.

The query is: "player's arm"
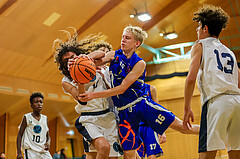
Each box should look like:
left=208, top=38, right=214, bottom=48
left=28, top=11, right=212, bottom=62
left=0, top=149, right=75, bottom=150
left=93, top=51, right=115, bottom=66
left=17, top=116, right=27, bottom=159
left=62, top=81, right=79, bottom=101
left=79, top=60, right=146, bottom=101
left=183, top=43, right=202, bottom=130
left=88, top=50, right=106, bottom=60
left=44, top=118, right=50, bottom=150
left=62, top=81, right=87, bottom=105
left=150, top=85, right=158, bottom=102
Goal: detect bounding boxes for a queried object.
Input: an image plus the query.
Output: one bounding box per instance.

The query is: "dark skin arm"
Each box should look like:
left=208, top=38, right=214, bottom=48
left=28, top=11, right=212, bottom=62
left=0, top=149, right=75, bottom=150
left=17, top=116, right=27, bottom=159
left=44, top=118, right=50, bottom=150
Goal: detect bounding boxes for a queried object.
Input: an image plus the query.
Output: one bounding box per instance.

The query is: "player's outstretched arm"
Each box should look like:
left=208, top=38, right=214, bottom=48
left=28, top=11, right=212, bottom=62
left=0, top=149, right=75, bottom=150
left=183, top=43, right=202, bottom=130
left=17, top=116, right=27, bottom=159
left=93, top=51, right=115, bottom=66
left=78, top=60, right=146, bottom=101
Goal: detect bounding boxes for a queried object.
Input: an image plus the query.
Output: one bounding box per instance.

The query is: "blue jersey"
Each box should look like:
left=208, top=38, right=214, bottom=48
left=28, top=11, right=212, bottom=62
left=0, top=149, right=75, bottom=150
left=110, top=50, right=175, bottom=151
left=109, top=49, right=147, bottom=107
left=139, top=84, right=151, bottom=126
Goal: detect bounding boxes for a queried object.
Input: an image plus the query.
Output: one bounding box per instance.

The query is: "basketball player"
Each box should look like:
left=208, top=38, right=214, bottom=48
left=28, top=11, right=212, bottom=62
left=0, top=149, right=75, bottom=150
left=17, top=92, right=52, bottom=159
left=137, top=83, right=166, bottom=159
left=78, top=25, right=200, bottom=159
left=54, top=32, right=121, bottom=159
left=85, top=40, right=121, bottom=159
left=183, top=5, right=240, bottom=159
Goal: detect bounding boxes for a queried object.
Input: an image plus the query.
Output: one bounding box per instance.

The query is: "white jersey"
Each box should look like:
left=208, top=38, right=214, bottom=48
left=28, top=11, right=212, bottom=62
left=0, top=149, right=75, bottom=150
left=196, top=37, right=240, bottom=105
left=62, top=67, right=112, bottom=113
left=21, top=113, right=49, bottom=152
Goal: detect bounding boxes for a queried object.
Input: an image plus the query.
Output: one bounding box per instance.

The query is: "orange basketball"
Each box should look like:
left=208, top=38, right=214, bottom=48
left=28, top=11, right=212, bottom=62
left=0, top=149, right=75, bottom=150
left=69, top=57, right=96, bottom=84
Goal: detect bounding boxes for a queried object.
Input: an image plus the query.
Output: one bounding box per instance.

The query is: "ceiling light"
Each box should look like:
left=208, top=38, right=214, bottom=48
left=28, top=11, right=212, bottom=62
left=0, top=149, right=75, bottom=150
left=159, top=33, right=164, bottom=36
left=137, top=12, right=151, bottom=21
left=43, top=12, right=61, bottom=27
left=130, top=2, right=152, bottom=22
left=130, top=14, right=135, bottom=18
left=67, top=130, right=74, bottom=136
left=164, top=32, right=178, bottom=40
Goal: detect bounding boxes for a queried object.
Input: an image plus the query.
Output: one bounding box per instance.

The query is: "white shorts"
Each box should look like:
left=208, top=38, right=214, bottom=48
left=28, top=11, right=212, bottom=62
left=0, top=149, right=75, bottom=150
left=24, top=149, right=52, bottom=159
left=77, top=111, right=121, bottom=157
left=199, top=94, right=240, bottom=152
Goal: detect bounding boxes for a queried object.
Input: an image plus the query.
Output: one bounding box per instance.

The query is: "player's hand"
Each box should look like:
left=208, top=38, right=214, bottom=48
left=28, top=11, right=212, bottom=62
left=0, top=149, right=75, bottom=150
left=158, top=133, right=167, bottom=144
left=78, top=92, right=94, bottom=102
left=67, top=57, right=77, bottom=71
left=78, top=54, right=93, bottom=62
left=183, top=108, right=194, bottom=130
left=17, top=153, right=23, bottom=159
left=44, top=143, right=50, bottom=150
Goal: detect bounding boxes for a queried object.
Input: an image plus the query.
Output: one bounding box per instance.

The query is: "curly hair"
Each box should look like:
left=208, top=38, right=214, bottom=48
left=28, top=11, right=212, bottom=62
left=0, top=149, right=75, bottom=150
left=30, top=92, right=44, bottom=104
left=193, top=4, right=230, bottom=37
left=123, top=25, right=148, bottom=48
left=53, top=28, right=100, bottom=80
left=91, top=40, right=113, bottom=52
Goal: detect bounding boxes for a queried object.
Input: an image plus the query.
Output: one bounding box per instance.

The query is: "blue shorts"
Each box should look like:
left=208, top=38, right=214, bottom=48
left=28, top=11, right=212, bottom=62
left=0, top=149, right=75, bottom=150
left=118, top=97, right=175, bottom=151
left=137, top=124, right=163, bottom=157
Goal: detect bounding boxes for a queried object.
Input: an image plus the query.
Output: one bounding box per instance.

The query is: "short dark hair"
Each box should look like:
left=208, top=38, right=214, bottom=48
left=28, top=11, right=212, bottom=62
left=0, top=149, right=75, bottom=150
left=30, top=92, right=44, bottom=104
left=193, top=4, right=230, bottom=37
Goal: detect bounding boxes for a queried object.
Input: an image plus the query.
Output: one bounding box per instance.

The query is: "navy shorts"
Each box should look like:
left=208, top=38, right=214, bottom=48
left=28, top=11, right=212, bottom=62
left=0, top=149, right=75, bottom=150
left=118, top=97, right=175, bottom=151
left=137, top=124, right=163, bottom=157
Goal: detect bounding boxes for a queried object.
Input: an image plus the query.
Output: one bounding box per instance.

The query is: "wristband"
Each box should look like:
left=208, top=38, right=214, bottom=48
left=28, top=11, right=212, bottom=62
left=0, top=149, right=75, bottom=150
left=78, top=100, right=87, bottom=105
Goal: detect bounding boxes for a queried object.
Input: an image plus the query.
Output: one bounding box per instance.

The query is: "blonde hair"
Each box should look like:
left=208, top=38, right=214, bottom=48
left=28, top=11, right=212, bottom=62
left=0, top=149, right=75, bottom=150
left=123, top=25, right=148, bottom=47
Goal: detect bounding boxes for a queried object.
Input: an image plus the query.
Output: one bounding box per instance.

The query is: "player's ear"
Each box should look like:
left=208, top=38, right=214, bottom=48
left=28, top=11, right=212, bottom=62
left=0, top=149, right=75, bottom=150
left=203, top=25, right=209, bottom=33
left=135, top=41, right=141, bottom=48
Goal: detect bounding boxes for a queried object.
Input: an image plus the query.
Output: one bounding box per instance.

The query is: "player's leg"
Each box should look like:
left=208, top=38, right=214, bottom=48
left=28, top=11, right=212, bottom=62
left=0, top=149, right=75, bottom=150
left=199, top=95, right=234, bottom=158
left=169, top=116, right=199, bottom=134
left=124, top=150, right=137, bottom=159
left=76, top=116, right=111, bottom=159
left=92, top=137, right=110, bottom=159
left=139, top=99, right=175, bottom=136
left=136, top=125, right=145, bottom=158
left=101, top=112, right=122, bottom=158
left=118, top=108, right=141, bottom=159
left=141, top=126, right=163, bottom=159
left=227, top=95, right=240, bottom=159
left=86, top=152, right=97, bottom=159
left=141, top=98, right=199, bottom=135
left=83, top=137, right=97, bottom=159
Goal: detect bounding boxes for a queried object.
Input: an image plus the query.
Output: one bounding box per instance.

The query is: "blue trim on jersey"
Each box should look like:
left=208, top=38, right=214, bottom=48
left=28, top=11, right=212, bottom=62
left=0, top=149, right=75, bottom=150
left=109, top=49, right=147, bottom=107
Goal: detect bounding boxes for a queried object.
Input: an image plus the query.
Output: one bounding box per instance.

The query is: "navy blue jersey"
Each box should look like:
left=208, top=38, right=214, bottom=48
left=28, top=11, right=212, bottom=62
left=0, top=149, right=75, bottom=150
left=109, top=49, right=147, bottom=107
left=139, top=84, right=151, bottom=127
left=145, top=83, right=151, bottom=98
